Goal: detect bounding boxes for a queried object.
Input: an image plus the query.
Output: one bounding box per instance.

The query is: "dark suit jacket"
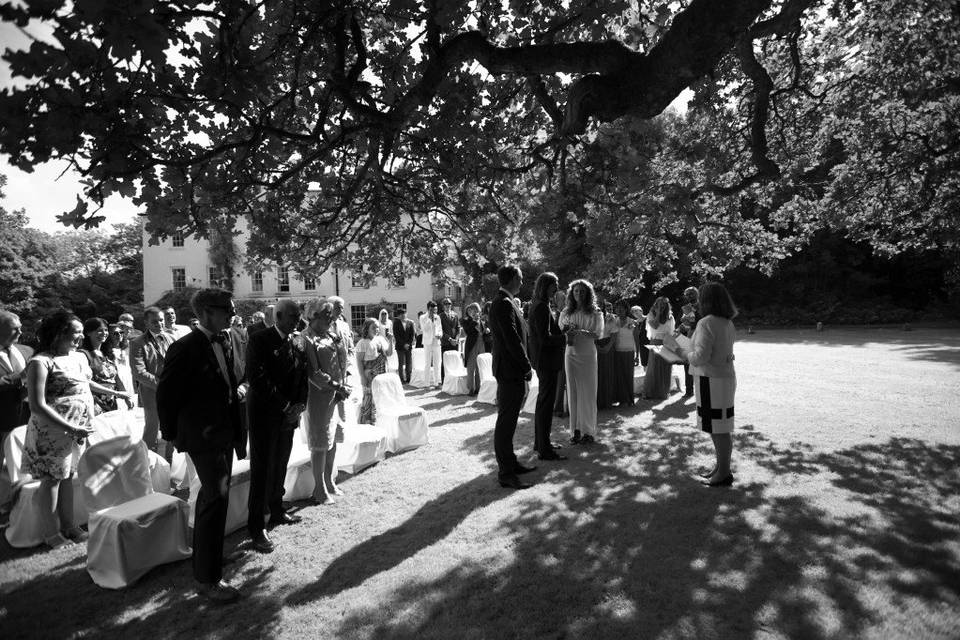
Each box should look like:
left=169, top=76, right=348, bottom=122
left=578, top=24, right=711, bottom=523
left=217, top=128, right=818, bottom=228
left=245, top=328, right=308, bottom=430
left=528, top=299, right=565, bottom=372
left=489, top=290, right=531, bottom=381
left=0, top=344, right=31, bottom=432
left=247, top=320, right=268, bottom=336
left=392, top=318, right=415, bottom=350
left=439, top=311, right=461, bottom=349
left=156, top=329, right=244, bottom=454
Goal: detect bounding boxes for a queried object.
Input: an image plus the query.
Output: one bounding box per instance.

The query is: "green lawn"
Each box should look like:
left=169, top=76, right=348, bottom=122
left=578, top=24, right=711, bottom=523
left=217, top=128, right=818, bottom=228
left=2, top=327, right=959, bottom=640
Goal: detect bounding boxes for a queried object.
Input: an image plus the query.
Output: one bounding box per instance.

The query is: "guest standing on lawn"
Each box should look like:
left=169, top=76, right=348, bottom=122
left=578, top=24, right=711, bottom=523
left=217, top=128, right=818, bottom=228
left=677, top=286, right=701, bottom=398
left=489, top=264, right=536, bottom=490
left=356, top=318, right=393, bottom=423
left=461, top=302, right=486, bottom=395
left=664, top=282, right=738, bottom=487
left=612, top=301, right=638, bottom=407
left=559, top=279, right=604, bottom=445
left=158, top=289, right=247, bottom=602
left=527, top=272, right=567, bottom=461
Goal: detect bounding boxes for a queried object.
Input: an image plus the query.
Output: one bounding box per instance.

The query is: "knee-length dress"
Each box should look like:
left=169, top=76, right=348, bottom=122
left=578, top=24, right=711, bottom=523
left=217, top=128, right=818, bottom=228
left=304, top=329, right=348, bottom=451
left=24, top=352, right=94, bottom=480
left=559, top=308, right=604, bottom=436
left=679, top=315, right=737, bottom=434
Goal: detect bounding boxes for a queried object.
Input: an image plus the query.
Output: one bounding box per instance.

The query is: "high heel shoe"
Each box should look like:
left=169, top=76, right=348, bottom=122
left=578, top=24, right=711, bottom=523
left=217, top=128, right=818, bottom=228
left=701, top=474, right=734, bottom=487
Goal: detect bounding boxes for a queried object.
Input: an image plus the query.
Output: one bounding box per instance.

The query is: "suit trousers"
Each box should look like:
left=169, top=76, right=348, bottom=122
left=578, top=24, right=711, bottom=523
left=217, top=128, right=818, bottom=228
left=190, top=448, right=233, bottom=584
left=534, top=366, right=560, bottom=454
left=247, top=421, right=295, bottom=535
left=396, top=347, right=412, bottom=384
left=494, top=377, right=525, bottom=475
left=139, top=387, right=160, bottom=452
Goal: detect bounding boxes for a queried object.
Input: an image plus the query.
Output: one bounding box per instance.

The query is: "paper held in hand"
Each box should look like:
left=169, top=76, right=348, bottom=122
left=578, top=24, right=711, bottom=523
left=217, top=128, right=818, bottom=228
left=651, top=334, right=692, bottom=364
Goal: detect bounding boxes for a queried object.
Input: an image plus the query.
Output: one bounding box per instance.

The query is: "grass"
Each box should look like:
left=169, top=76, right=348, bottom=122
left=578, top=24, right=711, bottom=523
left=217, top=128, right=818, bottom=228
left=2, top=327, right=959, bottom=640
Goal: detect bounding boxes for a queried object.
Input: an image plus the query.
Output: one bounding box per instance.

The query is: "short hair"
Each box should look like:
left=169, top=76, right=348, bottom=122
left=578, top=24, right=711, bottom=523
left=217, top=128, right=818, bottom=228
left=533, top=272, right=559, bottom=302
left=497, top=264, right=521, bottom=287
left=394, top=307, right=406, bottom=317
left=190, top=288, right=233, bottom=317
left=81, top=317, right=108, bottom=350
left=441, top=298, right=452, bottom=306
left=465, top=302, right=481, bottom=316
left=565, top=279, right=597, bottom=314
left=275, top=298, right=300, bottom=321
left=119, top=313, right=134, bottom=322
left=143, top=306, right=162, bottom=319
left=163, top=306, right=176, bottom=314
left=361, top=317, right=379, bottom=339
left=0, top=310, right=20, bottom=328
left=327, top=296, right=344, bottom=306
left=426, top=300, right=437, bottom=309
left=698, top=282, right=738, bottom=319
left=305, top=299, right=336, bottom=324
left=38, top=310, right=80, bottom=352
left=683, top=286, right=699, bottom=298
left=251, top=311, right=265, bottom=322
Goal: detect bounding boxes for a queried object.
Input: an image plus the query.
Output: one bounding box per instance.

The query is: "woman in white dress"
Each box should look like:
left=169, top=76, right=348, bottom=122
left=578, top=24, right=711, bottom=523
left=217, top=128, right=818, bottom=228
left=559, top=280, right=604, bottom=444
left=664, top=283, right=738, bottom=487
left=643, top=296, right=676, bottom=400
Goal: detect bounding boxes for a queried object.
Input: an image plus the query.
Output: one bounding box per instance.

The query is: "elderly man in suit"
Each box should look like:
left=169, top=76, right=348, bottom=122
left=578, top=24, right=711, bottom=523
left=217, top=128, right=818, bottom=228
left=245, top=298, right=308, bottom=553
left=158, top=288, right=246, bottom=604
left=130, top=306, right=174, bottom=455
left=489, top=265, right=537, bottom=490
left=0, top=311, right=31, bottom=439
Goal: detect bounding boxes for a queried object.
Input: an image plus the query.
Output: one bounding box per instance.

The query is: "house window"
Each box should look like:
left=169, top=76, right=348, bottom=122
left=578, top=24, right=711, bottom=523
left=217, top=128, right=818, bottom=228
left=393, top=303, right=407, bottom=315
left=389, top=274, right=406, bottom=288
left=171, top=231, right=184, bottom=248
left=351, top=271, right=368, bottom=288
left=208, top=266, right=221, bottom=287
left=278, top=265, right=290, bottom=293
left=252, top=270, right=263, bottom=293
left=172, top=267, right=186, bottom=291
left=350, top=304, right=367, bottom=333
left=303, top=274, right=316, bottom=291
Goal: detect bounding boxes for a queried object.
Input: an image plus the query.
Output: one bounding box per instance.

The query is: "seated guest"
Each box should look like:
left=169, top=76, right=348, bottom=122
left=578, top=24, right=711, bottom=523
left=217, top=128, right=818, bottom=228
left=0, top=311, right=31, bottom=439
left=303, top=300, right=350, bottom=504
left=79, top=317, right=133, bottom=414
left=24, top=312, right=129, bottom=548
left=643, top=297, right=676, bottom=400
left=356, top=318, right=393, bottom=424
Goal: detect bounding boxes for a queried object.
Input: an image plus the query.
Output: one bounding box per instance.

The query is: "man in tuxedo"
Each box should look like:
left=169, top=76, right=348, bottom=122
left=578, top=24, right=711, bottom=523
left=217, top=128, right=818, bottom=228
left=419, top=301, right=443, bottom=387
left=528, top=272, right=568, bottom=462
left=0, top=311, right=31, bottom=438
left=130, top=307, right=174, bottom=454
left=488, top=265, right=537, bottom=490
left=392, top=309, right=415, bottom=384
left=157, top=288, right=246, bottom=604
left=245, top=298, right=308, bottom=553
left=439, top=298, right=460, bottom=382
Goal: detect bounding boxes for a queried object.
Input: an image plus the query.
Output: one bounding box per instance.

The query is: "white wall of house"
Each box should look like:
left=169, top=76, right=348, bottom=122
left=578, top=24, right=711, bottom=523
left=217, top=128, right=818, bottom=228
left=142, top=224, right=444, bottom=330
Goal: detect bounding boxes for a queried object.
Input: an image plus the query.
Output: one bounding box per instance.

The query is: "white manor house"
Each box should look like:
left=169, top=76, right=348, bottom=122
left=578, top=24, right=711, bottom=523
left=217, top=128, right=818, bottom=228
left=141, top=222, right=464, bottom=331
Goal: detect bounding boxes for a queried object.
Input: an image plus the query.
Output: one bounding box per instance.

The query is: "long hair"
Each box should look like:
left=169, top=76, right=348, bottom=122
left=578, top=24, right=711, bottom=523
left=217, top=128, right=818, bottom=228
left=698, top=282, right=738, bottom=319
left=81, top=317, right=108, bottom=351
left=532, top=272, right=559, bottom=302
left=565, top=279, right=597, bottom=315
left=647, top=297, right=672, bottom=327
left=38, top=310, right=81, bottom=353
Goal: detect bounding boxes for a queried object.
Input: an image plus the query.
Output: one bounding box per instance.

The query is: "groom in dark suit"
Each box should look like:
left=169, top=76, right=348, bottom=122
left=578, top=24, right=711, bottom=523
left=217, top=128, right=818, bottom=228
left=157, top=288, right=246, bottom=604
left=528, top=272, right=568, bottom=461
left=245, top=298, right=308, bottom=553
left=488, top=264, right=537, bottom=490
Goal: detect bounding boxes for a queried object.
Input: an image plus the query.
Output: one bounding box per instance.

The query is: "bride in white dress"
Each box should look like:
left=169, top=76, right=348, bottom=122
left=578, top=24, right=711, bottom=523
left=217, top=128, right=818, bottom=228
left=558, top=280, right=604, bottom=444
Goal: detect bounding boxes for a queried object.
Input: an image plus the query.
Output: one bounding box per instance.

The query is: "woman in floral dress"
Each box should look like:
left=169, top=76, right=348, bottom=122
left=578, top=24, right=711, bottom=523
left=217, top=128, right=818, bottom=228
left=355, top=318, right=393, bottom=424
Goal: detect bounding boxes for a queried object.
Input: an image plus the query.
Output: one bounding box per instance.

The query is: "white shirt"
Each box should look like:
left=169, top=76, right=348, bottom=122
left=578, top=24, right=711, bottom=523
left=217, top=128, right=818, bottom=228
left=420, top=313, right=443, bottom=345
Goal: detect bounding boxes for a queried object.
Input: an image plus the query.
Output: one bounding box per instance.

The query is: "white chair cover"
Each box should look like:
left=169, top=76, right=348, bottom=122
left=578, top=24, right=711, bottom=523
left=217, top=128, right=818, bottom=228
left=3, top=425, right=86, bottom=548
left=633, top=369, right=645, bottom=395
left=283, top=438, right=315, bottom=502
left=386, top=349, right=399, bottom=373
left=440, top=351, right=470, bottom=395
left=521, top=369, right=539, bottom=414
left=187, top=453, right=251, bottom=535
left=474, top=353, right=498, bottom=405
left=409, top=347, right=428, bottom=387
left=335, top=424, right=388, bottom=474
left=79, top=436, right=190, bottom=588
left=89, top=408, right=145, bottom=447
left=371, top=373, right=429, bottom=453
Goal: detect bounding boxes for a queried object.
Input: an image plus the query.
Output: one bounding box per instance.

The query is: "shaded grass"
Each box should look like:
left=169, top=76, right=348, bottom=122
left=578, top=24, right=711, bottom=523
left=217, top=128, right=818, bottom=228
left=2, top=329, right=959, bottom=639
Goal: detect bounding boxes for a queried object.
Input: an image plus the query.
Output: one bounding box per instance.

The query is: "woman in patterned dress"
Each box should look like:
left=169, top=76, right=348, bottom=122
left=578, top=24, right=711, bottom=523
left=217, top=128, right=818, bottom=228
left=79, top=317, right=132, bottom=414
left=356, top=318, right=393, bottom=424
left=24, top=311, right=133, bottom=548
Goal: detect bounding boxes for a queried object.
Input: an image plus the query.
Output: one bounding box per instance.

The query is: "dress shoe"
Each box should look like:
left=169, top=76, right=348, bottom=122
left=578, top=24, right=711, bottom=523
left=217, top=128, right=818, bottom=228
left=196, top=580, right=241, bottom=604
left=268, top=512, right=302, bottom=526
left=702, top=474, right=735, bottom=487
left=549, top=442, right=564, bottom=450
left=498, top=474, right=532, bottom=490
left=250, top=532, right=275, bottom=553
left=580, top=434, right=596, bottom=445
left=514, top=463, right=538, bottom=475
left=538, top=450, right=568, bottom=461
left=569, top=430, right=581, bottom=444
left=61, top=526, right=89, bottom=543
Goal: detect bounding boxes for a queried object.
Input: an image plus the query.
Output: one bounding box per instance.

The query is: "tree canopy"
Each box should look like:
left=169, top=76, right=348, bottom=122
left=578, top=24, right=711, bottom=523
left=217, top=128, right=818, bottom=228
left=0, top=0, right=956, bottom=290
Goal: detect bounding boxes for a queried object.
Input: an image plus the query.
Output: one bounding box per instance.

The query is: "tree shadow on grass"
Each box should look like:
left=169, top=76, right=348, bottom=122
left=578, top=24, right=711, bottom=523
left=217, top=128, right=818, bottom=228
left=1, top=532, right=284, bottom=640
left=429, top=404, right=498, bottom=429
left=325, top=426, right=960, bottom=639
